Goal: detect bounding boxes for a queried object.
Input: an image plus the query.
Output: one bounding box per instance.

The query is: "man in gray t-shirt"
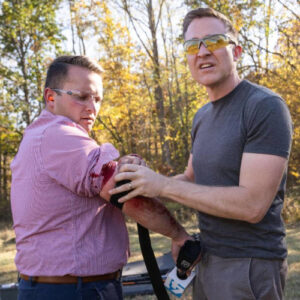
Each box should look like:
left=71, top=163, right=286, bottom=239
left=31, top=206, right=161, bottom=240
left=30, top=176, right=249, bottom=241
left=191, top=79, right=291, bottom=261
left=110, top=7, right=293, bottom=300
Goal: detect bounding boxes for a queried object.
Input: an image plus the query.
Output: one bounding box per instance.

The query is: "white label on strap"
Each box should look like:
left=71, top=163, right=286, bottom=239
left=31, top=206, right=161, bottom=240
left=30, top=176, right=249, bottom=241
left=164, top=267, right=196, bottom=298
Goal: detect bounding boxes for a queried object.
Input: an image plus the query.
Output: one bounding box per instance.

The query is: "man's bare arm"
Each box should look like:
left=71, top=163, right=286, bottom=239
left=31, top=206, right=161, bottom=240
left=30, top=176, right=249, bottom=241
left=109, top=153, right=287, bottom=224
left=100, top=161, right=190, bottom=247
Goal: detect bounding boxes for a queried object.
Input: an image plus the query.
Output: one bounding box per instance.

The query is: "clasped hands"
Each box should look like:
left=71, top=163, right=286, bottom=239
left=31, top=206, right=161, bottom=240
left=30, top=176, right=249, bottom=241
left=112, top=154, right=167, bottom=202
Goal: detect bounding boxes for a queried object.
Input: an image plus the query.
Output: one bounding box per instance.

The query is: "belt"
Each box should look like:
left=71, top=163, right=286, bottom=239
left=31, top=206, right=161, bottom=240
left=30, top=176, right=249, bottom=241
left=20, top=270, right=121, bottom=284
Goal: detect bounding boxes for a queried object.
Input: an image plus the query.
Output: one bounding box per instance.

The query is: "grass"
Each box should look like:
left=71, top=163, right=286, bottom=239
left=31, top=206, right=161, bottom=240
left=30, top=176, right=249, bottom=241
left=285, top=222, right=300, bottom=299
left=0, top=225, right=17, bottom=284
left=1, top=219, right=300, bottom=299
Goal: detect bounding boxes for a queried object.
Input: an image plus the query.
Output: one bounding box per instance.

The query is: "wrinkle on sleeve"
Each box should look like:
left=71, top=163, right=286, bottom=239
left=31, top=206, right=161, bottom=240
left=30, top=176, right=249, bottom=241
left=40, top=122, right=119, bottom=197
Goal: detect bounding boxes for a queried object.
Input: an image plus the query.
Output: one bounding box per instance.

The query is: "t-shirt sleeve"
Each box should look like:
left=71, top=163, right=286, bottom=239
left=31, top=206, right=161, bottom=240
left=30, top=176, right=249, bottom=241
left=40, top=122, right=119, bottom=197
left=243, top=96, right=293, bottom=158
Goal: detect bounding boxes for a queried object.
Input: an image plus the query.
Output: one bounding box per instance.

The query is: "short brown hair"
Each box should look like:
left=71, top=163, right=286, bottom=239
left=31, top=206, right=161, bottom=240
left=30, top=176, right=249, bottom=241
left=45, top=55, right=104, bottom=90
left=183, top=7, right=238, bottom=41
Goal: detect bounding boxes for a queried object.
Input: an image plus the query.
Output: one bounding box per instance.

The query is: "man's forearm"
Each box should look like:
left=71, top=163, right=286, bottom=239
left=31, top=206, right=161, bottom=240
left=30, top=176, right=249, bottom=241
left=110, top=153, right=286, bottom=224
left=100, top=161, right=190, bottom=246
left=161, top=178, right=255, bottom=222
left=110, top=166, right=254, bottom=222
left=157, top=173, right=193, bottom=202
left=161, top=153, right=285, bottom=223
left=123, top=196, right=188, bottom=244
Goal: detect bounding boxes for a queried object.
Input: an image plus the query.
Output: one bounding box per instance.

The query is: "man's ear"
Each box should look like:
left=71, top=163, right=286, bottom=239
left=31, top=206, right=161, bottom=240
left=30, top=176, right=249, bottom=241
left=233, top=45, right=242, bottom=61
left=44, top=88, right=55, bottom=109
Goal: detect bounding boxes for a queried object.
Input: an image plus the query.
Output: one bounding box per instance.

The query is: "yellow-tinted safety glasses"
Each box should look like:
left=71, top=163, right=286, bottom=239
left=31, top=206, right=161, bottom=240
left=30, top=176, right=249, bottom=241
left=184, top=34, right=236, bottom=55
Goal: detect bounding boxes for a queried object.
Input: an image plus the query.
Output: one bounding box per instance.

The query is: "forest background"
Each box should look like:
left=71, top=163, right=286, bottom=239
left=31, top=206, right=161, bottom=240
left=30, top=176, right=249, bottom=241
left=0, top=0, right=299, bottom=224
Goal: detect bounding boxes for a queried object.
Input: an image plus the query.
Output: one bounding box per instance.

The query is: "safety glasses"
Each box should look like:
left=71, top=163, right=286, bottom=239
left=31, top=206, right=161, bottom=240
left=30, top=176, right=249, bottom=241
left=184, top=34, right=236, bottom=55
left=52, top=89, right=101, bottom=104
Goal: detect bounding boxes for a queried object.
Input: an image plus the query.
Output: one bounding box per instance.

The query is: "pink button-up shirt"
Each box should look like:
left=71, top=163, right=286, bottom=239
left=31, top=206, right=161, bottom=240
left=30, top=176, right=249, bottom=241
left=10, top=110, right=129, bottom=276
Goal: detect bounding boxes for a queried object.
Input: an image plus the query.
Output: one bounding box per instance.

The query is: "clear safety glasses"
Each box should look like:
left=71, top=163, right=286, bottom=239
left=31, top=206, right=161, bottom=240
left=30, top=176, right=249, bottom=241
left=52, top=89, right=101, bottom=104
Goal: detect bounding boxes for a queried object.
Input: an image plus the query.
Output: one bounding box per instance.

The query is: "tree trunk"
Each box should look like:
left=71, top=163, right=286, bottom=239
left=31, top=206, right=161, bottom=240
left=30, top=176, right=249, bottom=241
left=147, top=0, right=172, bottom=167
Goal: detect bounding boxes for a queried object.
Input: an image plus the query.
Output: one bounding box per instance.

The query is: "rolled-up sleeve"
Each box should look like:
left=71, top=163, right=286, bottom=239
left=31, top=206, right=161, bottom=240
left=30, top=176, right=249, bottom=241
left=40, top=121, right=119, bottom=197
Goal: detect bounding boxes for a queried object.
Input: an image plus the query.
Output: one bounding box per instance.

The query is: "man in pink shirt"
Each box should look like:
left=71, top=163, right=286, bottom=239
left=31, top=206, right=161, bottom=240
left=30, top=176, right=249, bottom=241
left=11, top=55, right=191, bottom=300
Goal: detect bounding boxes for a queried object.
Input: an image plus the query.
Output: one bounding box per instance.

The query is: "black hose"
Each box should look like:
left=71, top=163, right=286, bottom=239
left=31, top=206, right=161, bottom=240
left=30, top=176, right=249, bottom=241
left=137, top=224, right=170, bottom=300
left=111, top=180, right=170, bottom=299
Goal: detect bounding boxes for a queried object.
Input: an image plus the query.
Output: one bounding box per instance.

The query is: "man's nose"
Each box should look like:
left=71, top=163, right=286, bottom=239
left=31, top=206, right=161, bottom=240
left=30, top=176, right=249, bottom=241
left=85, top=98, right=98, bottom=112
left=197, top=42, right=211, bottom=57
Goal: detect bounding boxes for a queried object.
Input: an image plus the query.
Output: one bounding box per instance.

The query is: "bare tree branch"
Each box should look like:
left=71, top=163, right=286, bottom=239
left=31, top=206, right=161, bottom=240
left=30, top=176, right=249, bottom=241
left=120, top=0, right=154, bottom=61
left=155, top=0, right=165, bottom=32
left=240, top=32, right=298, bottom=70
left=276, top=0, right=300, bottom=21
left=98, top=116, right=125, bottom=151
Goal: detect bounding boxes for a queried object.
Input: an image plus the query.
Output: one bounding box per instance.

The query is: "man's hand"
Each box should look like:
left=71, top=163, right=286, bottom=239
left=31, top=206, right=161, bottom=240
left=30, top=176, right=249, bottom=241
left=99, top=161, right=192, bottom=249
left=109, top=164, right=167, bottom=202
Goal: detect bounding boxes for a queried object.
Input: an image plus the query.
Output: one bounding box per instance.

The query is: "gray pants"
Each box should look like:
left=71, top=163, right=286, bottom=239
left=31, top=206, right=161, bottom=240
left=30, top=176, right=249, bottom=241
left=193, top=254, right=288, bottom=300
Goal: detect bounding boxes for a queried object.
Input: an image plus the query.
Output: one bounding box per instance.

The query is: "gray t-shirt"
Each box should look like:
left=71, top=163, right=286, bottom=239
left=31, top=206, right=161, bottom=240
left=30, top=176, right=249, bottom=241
left=191, top=80, right=293, bottom=259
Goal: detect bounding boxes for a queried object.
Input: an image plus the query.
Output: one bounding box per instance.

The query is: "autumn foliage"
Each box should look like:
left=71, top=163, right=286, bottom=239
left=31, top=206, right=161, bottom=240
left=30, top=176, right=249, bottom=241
left=0, top=0, right=299, bottom=221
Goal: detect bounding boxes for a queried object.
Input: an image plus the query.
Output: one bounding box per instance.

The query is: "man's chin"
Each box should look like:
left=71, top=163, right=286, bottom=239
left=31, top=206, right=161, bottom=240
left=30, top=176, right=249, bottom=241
left=79, top=123, right=92, bottom=133
left=86, top=126, right=92, bottom=133
left=195, top=74, right=219, bottom=86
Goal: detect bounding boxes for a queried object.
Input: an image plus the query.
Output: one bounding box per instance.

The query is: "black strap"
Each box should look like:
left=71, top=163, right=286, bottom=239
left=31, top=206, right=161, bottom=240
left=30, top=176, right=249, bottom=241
left=137, top=224, right=170, bottom=300
left=111, top=181, right=170, bottom=299
left=110, top=180, right=131, bottom=210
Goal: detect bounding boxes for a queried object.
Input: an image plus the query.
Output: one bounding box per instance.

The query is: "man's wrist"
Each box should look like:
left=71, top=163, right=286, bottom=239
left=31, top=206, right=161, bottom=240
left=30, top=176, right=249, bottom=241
left=172, top=232, right=192, bottom=246
left=159, top=175, right=172, bottom=198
